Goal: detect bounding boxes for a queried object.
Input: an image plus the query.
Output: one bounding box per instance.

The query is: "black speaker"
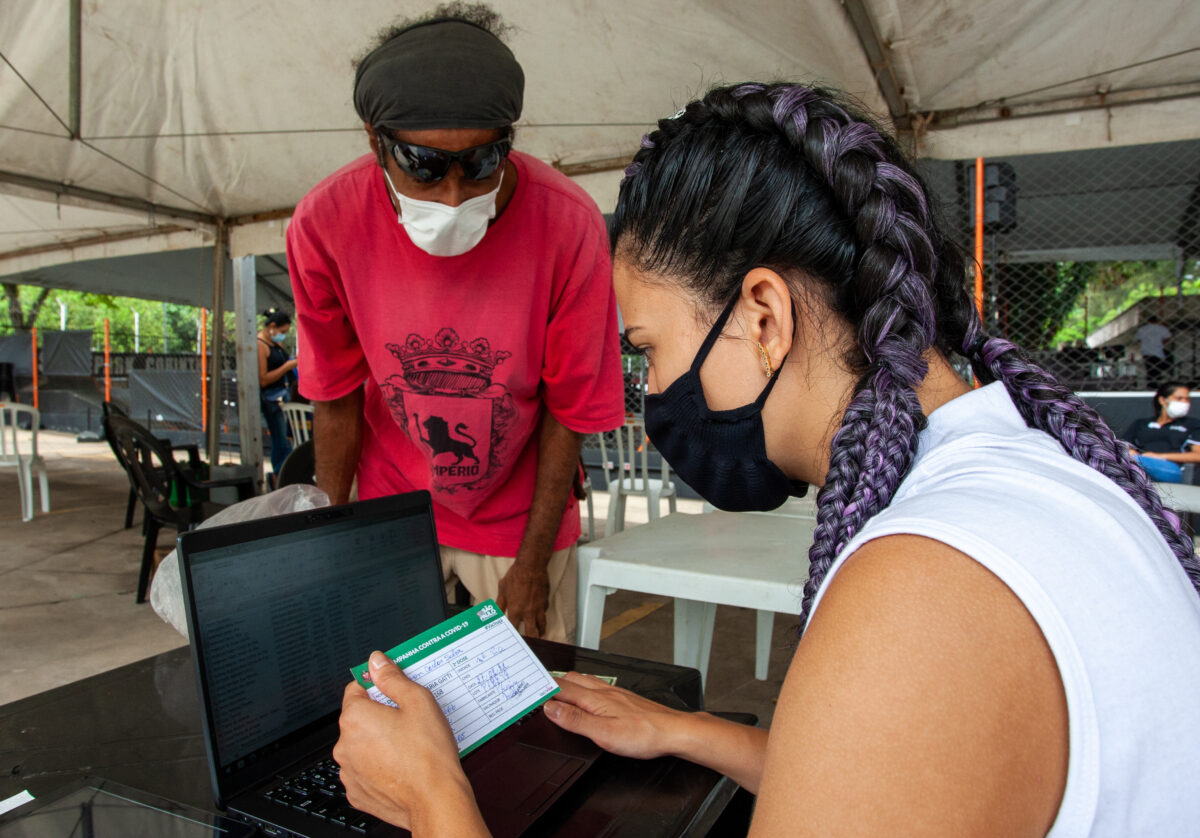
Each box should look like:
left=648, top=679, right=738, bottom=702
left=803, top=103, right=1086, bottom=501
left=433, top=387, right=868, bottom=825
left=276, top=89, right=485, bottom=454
left=983, top=161, right=1018, bottom=233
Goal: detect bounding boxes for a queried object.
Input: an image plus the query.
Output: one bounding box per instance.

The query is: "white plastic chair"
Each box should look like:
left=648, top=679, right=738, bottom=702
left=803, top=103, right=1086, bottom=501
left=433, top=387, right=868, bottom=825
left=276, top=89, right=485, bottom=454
left=694, top=495, right=816, bottom=673
left=598, top=419, right=676, bottom=535
left=1, top=403, right=49, bottom=522
left=581, top=465, right=595, bottom=542
left=281, top=402, right=314, bottom=444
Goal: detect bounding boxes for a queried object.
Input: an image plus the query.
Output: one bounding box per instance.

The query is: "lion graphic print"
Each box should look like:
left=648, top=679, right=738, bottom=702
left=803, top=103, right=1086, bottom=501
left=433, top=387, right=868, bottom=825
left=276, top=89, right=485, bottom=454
left=381, top=327, right=517, bottom=494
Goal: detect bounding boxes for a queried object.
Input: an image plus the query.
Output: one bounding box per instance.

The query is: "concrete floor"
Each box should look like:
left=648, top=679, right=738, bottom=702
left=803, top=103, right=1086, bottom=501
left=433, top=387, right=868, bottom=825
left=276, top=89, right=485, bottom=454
left=0, top=430, right=797, bottom=726
left=0, top=430, right=187, bottom=704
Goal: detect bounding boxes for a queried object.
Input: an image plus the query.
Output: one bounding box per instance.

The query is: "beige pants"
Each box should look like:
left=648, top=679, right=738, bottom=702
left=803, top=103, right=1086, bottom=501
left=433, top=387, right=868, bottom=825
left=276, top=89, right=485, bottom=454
left=440, top=544, right=577, bottom=644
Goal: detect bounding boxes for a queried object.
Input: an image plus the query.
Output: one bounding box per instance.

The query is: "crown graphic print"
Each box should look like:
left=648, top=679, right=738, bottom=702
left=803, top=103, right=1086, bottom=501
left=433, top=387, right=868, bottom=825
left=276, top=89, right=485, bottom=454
left=383, top=327, right=517, bottom=494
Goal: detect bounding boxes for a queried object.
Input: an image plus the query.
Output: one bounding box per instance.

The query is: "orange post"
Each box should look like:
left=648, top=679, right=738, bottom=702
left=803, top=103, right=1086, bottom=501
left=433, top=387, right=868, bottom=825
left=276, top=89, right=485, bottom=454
left=200, top=308, right=208, bottom=433
left=31, top=327, right=39, bottom=409
left=103, top=319, right=111, bottom=402
left=974, top=157, right=985, bottom=321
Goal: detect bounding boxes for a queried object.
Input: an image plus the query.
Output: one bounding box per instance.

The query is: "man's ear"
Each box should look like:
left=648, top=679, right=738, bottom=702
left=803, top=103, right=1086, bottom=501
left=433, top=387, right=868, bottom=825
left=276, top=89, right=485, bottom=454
left=365, top=123, right=385, bottom=167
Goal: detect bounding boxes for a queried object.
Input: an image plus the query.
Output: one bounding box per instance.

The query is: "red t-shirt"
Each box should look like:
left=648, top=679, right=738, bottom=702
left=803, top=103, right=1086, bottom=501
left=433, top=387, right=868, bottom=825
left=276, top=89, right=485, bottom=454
left=287, top=151, right=624, bottom=555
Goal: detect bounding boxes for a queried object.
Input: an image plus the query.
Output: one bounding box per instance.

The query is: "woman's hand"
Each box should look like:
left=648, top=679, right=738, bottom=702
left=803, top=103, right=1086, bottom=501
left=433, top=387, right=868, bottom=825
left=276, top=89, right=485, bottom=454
left=333, top=652, right=489, bottom=836
left=284, top=358, right=299, bottom=371
left=544, top=673, right=771, bottom=791
left=542, top=672, right=692, bottom=759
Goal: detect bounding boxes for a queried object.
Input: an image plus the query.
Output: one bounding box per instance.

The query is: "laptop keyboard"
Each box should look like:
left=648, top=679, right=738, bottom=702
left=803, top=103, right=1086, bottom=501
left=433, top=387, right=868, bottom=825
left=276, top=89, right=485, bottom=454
left=263, top=757, right=380, bottom=833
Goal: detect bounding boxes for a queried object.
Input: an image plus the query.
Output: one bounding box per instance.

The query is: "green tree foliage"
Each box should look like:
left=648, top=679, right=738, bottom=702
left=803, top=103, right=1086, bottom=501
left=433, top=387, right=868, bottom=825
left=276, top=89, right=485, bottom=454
left=1, top=283, right=51, bottom=333
left=1052, top=261, right=1198, bottom=346
left=0, top=286, right=208, bottom=353
left=994, top=262, right=1093, bottom=350
left=982, top=260, right=1196, bottom=350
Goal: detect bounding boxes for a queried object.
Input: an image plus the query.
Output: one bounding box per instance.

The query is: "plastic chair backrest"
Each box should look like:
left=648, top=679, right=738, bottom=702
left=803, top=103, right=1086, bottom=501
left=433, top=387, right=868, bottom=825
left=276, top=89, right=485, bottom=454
left=596, top=426, right=630, bottom=490
left=1, top=403, right=39, bottom=461
left=277, top=439, right=316, bottom=487
left=107, top=413, right=184, bottom=521
left=101, top=400, right=130, bottom=466
left=618, top=420, right=651, bottom=491
left=281, top=402, right=314, bottom=444
left=597, top=419, right=667, bottom=492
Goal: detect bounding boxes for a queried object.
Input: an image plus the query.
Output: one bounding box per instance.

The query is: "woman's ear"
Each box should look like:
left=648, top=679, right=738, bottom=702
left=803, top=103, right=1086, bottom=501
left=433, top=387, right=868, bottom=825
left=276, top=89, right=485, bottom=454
left=739, top=267, right=794, bottom=371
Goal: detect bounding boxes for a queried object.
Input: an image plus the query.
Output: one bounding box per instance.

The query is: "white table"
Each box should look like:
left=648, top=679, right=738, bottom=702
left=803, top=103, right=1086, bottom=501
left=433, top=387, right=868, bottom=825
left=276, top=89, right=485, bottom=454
left=577, top=511, right=815, bottom=688
left=1154, top=481, right=1200, bottom=513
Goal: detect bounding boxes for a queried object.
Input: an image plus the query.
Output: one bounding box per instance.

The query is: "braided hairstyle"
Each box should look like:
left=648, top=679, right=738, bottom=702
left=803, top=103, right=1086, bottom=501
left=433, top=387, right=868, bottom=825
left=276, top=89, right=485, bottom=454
left=613, top=82, right=1200, bottom=628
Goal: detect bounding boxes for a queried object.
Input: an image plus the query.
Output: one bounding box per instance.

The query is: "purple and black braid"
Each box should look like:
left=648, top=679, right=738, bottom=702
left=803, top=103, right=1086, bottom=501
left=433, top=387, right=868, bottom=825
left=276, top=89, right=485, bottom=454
left=612, top=81, right=1200, bottom=629
left=964, top=325, right=1200, bottom=590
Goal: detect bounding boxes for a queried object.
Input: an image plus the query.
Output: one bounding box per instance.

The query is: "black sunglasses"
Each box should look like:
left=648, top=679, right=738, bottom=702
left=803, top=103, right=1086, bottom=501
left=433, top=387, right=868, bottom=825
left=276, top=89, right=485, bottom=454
left=385, top=136, right=512, bottom=183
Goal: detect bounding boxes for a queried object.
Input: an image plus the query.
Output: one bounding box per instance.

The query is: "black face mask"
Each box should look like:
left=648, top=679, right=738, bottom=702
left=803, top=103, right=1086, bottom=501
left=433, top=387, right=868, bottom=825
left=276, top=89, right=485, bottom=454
left=643, top=294, right=808, bottom=512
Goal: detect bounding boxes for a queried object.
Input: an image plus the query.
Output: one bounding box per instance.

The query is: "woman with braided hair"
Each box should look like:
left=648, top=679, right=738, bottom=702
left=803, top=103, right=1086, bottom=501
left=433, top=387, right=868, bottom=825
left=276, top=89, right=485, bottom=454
left=332, top=83, right=1200, bottom=836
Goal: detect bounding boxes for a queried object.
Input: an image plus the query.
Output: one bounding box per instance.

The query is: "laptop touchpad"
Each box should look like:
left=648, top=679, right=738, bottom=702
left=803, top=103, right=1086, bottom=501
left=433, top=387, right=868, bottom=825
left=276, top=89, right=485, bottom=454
left=470, top=744, right=587, bottom=837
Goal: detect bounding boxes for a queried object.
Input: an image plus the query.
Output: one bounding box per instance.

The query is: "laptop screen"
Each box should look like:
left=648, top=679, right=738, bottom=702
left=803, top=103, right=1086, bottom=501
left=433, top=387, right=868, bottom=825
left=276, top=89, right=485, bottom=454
left=182, top=496, right=446, bottom=777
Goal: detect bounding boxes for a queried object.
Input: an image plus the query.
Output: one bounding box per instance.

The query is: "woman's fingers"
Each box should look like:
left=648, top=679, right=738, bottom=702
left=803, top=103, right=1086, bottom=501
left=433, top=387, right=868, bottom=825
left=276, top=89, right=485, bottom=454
left=364, top=651, right=416, bottom=704
left=544, top=675, right=686, bottom=760
left=543, top=697, right=609, bottom=739
left=334, top=653, right=470, bottom=831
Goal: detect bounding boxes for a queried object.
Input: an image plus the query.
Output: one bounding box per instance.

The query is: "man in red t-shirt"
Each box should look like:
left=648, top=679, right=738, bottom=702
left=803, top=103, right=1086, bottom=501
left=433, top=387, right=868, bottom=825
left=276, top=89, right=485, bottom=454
left=287, top=7, right=624, bottom=642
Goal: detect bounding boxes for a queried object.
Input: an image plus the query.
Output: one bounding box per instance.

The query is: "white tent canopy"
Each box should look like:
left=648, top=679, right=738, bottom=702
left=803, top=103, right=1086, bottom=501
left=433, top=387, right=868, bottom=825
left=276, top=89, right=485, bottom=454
left=3, top=0, right=1199, bottom=276
left=3, top=0, right=1198, bottom=468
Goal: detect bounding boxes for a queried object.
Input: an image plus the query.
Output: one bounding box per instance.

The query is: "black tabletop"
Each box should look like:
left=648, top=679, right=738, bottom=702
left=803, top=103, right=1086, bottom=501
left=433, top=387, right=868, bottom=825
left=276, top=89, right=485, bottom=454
left=1, top=640, right=753, bottom=837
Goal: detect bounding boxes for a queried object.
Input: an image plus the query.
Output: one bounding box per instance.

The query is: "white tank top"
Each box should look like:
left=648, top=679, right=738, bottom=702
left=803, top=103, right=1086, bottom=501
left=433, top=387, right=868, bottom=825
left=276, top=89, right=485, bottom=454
left=807, top=382, right=1200, bottom=837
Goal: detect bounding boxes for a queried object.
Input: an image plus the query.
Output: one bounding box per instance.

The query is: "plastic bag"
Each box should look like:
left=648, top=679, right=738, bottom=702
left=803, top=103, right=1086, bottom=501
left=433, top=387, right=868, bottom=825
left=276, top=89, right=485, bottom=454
left=150, top=484, right=330, bottom=638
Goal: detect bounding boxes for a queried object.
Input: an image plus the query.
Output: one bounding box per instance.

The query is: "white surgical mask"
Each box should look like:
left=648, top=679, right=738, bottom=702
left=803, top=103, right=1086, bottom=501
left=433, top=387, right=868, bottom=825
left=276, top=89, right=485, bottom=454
left=1167, top=400, right=1190, bottom=419
left=384, top=168, right=503, bottom=257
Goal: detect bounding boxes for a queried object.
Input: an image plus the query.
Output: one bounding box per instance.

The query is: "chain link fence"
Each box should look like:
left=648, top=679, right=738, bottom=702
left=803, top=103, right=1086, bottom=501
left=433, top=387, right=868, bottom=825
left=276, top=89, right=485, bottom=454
left=921, top=138, right=1200, bottom=392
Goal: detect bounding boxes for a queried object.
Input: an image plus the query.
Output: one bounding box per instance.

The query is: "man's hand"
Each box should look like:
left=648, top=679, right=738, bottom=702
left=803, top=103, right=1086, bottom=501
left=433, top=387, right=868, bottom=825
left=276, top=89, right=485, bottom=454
left=314, top=387, right=364, bottom=505
left=496, top=559, right=550, bottom=638
left=505, top=412, right=582, bottom=639
left=334, top=652, right=489, bottom=836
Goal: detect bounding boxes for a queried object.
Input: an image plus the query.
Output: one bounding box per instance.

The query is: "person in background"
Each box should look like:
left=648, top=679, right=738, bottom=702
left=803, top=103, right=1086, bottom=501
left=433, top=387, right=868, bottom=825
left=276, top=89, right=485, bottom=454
left=1136, top=314, right=1172, bottom=382
left=287, top=3, right=624, bottom=641
left=1124, top=381, right=1200, bottom=481
left=258, top=307, right=297, bottom=482
left=333, top=82, right=1200, bottom=836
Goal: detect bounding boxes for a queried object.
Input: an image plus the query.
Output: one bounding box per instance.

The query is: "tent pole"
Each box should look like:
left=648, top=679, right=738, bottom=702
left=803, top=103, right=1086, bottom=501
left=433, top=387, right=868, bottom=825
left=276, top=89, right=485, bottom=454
left=31, top=328, right=39, bottom=409
left=233, top=256, right=264, bottom=493
left=972, top=157, right=985, bottom=388
left=200, top=310, right=207, bottom=434
left=974, top=157, right=985, bottom=321
left=207, top=221, right=227, bottom=464
left=103, top=319, right=110, bottom=402
left=68, top=0, right=81, bottom=139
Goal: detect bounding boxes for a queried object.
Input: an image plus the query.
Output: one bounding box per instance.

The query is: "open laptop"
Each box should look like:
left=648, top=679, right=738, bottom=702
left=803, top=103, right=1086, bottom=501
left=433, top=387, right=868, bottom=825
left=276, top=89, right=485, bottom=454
left=177, top=491, right=599, bottom=838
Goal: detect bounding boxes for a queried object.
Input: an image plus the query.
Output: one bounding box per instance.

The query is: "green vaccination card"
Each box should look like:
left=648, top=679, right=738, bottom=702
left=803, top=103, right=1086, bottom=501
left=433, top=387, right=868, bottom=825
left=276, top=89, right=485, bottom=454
left=351, top=600, right=560, bottom=756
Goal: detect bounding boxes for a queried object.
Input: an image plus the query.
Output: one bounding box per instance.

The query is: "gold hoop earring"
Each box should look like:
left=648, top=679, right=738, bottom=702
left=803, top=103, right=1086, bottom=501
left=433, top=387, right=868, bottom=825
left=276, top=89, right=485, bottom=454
left=757, top=343, right=773, bottom=377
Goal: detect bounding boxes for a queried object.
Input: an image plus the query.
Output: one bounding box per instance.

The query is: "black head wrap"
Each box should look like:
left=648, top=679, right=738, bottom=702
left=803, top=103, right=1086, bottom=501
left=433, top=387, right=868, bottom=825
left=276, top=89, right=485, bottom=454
left=353, top=20, right=524, bottom=132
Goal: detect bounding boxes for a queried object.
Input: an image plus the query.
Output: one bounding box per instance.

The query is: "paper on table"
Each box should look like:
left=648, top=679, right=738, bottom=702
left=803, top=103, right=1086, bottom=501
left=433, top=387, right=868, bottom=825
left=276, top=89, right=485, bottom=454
left=549, top=670, right=617, bottom=686
left=351, top=600, right=559, bottom=756
left=0, top=790, right=34, bottom=816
